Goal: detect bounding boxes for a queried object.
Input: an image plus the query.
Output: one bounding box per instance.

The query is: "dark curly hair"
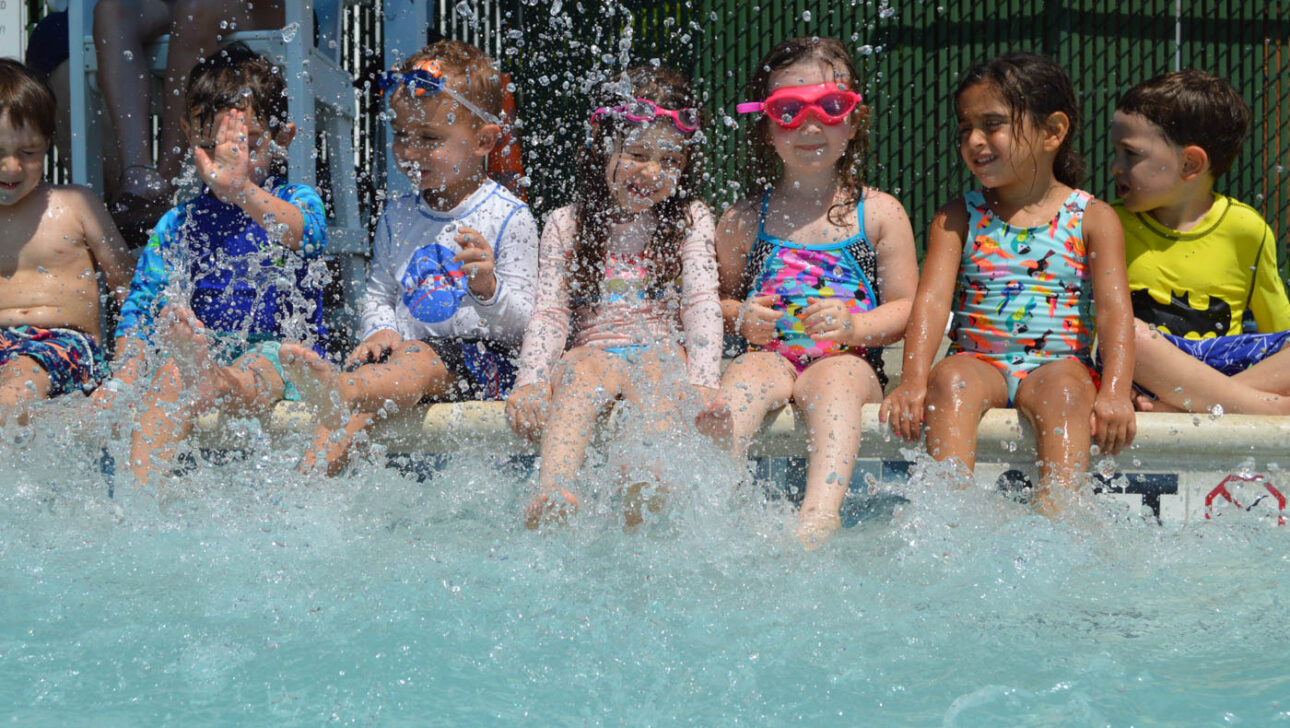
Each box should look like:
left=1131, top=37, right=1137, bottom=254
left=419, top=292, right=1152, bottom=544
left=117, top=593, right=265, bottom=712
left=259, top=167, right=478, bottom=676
left=568, top=65, right=704, bottom=302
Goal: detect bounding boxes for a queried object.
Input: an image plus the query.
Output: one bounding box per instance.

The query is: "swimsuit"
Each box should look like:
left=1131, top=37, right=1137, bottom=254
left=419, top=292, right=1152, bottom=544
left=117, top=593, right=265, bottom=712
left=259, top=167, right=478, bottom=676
left=948, top=189, right=1096, bottom=404
left=0, top=325, right=105, bottom=397
left=746, top=192, right=885, bottom=382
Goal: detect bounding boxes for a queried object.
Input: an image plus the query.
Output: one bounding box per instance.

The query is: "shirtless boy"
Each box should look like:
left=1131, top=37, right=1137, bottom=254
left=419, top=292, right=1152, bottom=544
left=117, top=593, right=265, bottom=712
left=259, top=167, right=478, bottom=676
left=0, top=59, right=134, bottom=424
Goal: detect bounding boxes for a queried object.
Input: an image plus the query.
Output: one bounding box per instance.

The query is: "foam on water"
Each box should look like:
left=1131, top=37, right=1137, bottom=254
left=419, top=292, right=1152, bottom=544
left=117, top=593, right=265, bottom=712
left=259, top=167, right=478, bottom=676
left=3, top=405, right=1289, bottom=726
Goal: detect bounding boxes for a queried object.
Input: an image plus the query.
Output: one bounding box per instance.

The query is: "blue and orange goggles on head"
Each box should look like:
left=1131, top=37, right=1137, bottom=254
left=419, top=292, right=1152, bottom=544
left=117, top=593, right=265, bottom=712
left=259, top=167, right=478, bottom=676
left=378, top=59, right=502, bottom=126
left=737, top=82, right=862, bottom=129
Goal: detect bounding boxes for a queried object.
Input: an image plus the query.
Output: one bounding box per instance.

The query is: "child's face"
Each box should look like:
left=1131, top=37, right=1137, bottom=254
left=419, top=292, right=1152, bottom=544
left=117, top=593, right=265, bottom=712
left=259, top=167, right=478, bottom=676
left=185, top=107, right=283, bottom=186
left=603, top=123, right=688, bottom=215
left=764, top=60, right=861, bottom=174
left=1109, top=111, right=1187, bottom=213
left=956, top=81, right=1042, bottom=190
left=389, top=89, right=493, bottom=198
left=0, top=111, right=49, bottom=207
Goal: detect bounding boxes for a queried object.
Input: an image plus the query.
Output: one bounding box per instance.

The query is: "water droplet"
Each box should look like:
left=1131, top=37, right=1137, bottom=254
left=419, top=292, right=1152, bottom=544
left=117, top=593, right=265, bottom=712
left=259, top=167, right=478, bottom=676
left=280, top=22, right=299, bottom=43
left=1209, top=404, right=1224, bottom=420
left=123, top=50, right=134, bottom=61
left=1097, top=459, right=1118, bottom=480
left=802, top=10, right=812, bottom=21
left=455, top=1, right=475, bottom=19
left=550, top=0, right=563, bottom=15
left=879, top=3, right=896, bottom=18
left=857, top=44, right=874, bottom=55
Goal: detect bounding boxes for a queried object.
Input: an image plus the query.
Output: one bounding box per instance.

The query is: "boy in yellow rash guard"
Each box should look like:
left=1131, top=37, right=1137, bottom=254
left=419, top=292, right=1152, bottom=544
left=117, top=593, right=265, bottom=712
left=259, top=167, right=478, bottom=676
left=1111, top=70, right=1290, bottom=415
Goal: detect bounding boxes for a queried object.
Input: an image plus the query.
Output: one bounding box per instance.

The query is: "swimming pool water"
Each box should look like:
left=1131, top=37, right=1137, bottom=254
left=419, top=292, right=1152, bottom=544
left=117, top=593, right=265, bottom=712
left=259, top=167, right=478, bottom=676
left=2, top=405, right=1288, bottom=726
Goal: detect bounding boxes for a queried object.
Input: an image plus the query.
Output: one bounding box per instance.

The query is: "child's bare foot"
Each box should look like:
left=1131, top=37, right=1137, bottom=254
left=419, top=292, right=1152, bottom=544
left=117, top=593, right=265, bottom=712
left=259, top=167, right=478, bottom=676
left=297, top=417, right=366, bottom=478
left=795, top=509, right=843, bottom=551
left=525, top=487, right=580, bottom=530
left=695, top=396, right=733, bottom=449
left=280, top=344, right=347, bottom=428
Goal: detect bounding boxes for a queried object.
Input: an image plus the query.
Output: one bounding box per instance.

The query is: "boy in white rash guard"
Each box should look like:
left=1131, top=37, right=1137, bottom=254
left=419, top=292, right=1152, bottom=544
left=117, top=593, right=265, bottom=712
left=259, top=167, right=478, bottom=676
left=282, top=40, right=539, bottom=475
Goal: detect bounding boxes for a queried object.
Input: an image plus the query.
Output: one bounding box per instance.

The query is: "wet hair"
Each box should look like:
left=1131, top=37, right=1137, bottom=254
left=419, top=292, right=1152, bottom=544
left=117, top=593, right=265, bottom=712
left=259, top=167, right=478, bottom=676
left=568, top=65, right=704, bottom=302
left=1116, top=70, right=1249, bottom=179
left=745, top=37, right=869, bottom=224
left=0, top=58, right=56, bottom=144
left=395, top=40, right=503, bottom=124
left=954, top=52, right=1085, bottom=187
left=186, top=42, right=287, bottom=134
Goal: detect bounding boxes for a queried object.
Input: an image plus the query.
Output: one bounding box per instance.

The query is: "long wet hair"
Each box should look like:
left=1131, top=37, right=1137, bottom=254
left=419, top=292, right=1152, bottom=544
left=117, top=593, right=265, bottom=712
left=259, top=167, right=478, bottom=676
left=954, top=51, right=1085, bottom=187
left=746, top=37, right=869, bottom=224
left=568, top=66, right=703, bottom=302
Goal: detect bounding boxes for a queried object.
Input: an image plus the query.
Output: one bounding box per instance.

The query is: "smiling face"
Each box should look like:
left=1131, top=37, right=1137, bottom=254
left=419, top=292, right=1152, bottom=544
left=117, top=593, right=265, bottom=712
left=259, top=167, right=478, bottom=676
left=0, top=111, right=49, bottom=207
left=1109, top=110, right=1189, bottom=213
left=603, top=123, right=688, bottom=215
left=955, top=81, right=1049, bottom=192
left=763, top=59, right=861, bottom=175
left=388, top=88, right=493, bottom=205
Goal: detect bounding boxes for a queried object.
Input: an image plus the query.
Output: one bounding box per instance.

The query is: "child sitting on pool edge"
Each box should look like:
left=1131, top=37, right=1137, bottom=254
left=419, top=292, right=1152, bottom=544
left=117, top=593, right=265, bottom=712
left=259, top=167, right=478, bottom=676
left=281, top=40, right=539, bottom=476
left=1110, top=70, right=1290, bottom=415
left=714, top=37, right=917, bottom=549
left=881, top=52, right=1136, bottom=515
left=505, top=65, right=728, bottom=529
left=0, top=59, right=135, bottom=425
left=97, top=43, right=330, bottom=484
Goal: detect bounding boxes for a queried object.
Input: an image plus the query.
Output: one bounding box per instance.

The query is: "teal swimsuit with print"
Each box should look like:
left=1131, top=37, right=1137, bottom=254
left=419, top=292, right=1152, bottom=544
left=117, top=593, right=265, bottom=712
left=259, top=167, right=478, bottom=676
left=948, top=188, right=1097, bottom=404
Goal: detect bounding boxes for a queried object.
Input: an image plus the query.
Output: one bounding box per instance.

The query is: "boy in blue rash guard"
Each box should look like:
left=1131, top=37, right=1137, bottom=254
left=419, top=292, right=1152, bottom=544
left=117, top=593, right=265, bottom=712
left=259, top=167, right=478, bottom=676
left=93, top=43, right=329, bottom=484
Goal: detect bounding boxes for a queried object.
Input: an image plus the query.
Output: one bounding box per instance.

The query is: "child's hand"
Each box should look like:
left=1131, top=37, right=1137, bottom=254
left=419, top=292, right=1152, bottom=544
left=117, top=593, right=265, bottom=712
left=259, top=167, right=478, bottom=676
left=452, top=226, right=497, bottom=300
left=506, top=382, right=551, bottom=442
left=803, top=297, right=857, bottom=345
left=879, top=382, right=926, bottom=442
left=738, top=294, right=781, bottom=346
left=193, top=110, right=254, bottom=205
left=347, top=329, right=403, bottom=367
left=1091, top=390, right=1136, bottom=456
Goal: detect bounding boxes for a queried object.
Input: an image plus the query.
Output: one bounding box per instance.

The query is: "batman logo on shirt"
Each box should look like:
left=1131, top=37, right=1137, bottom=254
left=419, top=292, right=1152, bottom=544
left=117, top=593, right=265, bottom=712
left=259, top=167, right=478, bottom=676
left=1131, top=288, right=1231, bottom=337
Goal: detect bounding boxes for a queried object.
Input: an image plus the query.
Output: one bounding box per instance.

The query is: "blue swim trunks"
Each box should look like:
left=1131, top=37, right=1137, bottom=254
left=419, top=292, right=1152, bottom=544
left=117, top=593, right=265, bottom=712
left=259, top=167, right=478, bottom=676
left=0, top=325, right=105, bottom=396
left=1160, top=330, right=1290, bottom=375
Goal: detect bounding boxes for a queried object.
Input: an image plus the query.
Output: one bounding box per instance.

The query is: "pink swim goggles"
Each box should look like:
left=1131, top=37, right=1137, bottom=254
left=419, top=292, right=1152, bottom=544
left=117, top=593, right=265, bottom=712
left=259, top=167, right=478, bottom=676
left=737, top=83, right=863, bottom=129
left=590, top=98, right=700, bottom=134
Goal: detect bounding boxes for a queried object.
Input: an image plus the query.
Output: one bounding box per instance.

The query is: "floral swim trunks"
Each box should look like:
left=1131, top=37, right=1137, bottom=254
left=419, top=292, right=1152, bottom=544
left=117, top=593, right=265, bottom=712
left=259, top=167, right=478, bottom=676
left=0, top=325, right=105, bottom=396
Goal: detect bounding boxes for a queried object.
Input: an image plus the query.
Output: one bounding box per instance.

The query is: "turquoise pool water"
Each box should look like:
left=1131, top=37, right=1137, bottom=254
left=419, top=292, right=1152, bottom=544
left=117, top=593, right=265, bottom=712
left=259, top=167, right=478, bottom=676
left=3, top=405, right=1288, bottom=726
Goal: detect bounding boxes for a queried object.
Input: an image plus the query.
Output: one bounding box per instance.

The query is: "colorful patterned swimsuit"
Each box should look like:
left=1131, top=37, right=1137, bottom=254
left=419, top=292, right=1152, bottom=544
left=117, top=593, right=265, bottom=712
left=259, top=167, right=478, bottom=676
left=948, top=188, right=1096, bottom=403
left=747, top=191, right=885, bottom=382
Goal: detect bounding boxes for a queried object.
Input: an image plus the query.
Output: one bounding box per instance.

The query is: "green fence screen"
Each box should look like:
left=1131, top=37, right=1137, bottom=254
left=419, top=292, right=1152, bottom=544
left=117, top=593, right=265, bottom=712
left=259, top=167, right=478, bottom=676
left=503, top=0, right=1288, bottom=275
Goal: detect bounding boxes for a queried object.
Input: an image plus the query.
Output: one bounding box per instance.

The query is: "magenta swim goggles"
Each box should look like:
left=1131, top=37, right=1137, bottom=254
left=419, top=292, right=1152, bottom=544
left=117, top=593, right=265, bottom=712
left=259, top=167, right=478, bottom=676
left=590, top=98, right=700, bottom=134
left=737, top=82, right=862, bottom=129
left=378, top=59, right=502, bottom=126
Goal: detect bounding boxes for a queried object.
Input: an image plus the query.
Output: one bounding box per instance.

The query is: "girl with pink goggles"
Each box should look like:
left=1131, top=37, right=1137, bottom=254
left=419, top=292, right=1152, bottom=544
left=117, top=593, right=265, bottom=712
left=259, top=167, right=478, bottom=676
left=736, top=82, right=863, bottom=129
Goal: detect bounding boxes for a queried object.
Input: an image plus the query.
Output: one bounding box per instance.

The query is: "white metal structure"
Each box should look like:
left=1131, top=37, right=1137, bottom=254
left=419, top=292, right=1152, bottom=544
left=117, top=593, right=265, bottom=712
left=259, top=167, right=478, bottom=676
left=66, top=0, right=365, bottom=256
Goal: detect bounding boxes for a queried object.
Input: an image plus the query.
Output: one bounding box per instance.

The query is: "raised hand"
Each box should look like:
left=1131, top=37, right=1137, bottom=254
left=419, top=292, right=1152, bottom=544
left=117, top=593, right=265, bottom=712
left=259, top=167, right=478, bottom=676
left=193, top=110, right=253, bottom=204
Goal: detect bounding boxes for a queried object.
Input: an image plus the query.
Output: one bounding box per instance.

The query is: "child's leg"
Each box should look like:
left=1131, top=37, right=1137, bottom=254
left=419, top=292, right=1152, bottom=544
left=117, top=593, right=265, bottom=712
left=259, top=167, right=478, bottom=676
left=791, top=355, right=883, bottom=548
left=526, top=348, right=628, bottom=528
left=0, top=357, right=54, bottom=426
left=1012, top=358, right=1097, bottom=516
left=131, top=322, right=286, bottom=483
left=923, top=354, right=1009, bottom=472
left=1134, top=322, right=1290, bottom=414
left=283, top=341, right=452, bottom=475
left=718, top=352, right=796, bottom=459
